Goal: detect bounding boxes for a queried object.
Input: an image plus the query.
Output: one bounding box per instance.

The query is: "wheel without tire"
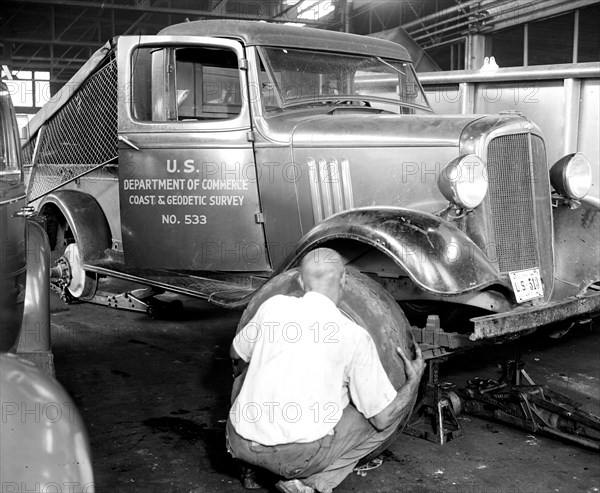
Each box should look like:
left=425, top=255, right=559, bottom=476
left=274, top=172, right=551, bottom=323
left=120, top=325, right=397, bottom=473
left=43, top=210, right=98, bottom=301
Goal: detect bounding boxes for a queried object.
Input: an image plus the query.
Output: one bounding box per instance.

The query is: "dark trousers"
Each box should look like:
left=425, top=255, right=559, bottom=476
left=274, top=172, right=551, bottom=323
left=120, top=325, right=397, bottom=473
left=226, top=374, right=400, bottom=493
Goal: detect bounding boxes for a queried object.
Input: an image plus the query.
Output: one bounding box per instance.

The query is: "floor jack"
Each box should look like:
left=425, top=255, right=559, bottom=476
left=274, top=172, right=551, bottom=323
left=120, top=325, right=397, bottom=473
left=404, top=342, right=600, bottom=451
left=403, top=357, right=464, bottom=445
left=50, top=250, right=182, bottom=318
left=457, top=345, right=600, bottom=451
left=88, top=287, right=183, bottom=319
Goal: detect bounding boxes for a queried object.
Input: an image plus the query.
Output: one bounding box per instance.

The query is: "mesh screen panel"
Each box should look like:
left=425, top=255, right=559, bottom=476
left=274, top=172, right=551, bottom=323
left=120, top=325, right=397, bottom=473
left=27, top=58, right=118, bottom=201
left=21, top=139, right=35, bottom=190
left=486, top=134, right=538, bottom=273
left=21, top=140, right=34, bottom=166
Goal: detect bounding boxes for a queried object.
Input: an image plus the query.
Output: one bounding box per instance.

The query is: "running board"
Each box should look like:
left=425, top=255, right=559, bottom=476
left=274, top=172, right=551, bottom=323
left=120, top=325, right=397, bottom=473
left=84, top=262, right=263, bottom=309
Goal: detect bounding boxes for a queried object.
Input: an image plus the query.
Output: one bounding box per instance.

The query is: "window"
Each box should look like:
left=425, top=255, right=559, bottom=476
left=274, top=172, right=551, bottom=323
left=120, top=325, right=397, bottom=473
left=258, top=47, right=431, bottom=115
left=486, top=7, right=599, bottom=68
left=426, top=42, right=465, bottom=71
left=0, top=87, right=21, bottom=185
left=528, top=12, right=574, bottom=66
left=3, top=70, right=50, bottom=110
left=488, top=25, right=524, bottom=68
left=578, top=4, right=600, bottom=63
left=131, top=46, right=242, bottom=122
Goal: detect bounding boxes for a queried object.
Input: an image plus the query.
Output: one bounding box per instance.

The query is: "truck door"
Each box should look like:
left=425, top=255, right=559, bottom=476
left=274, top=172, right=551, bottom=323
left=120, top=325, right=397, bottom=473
left=117, top=36, right=269, bottom=271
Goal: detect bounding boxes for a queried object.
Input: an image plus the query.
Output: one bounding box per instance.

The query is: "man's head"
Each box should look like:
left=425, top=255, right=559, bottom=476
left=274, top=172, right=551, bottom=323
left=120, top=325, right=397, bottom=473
left=298, top=248, right=345, bottom=304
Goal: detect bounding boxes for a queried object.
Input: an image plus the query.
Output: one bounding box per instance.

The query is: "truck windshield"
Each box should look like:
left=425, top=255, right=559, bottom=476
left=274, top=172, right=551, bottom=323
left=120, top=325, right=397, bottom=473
left=258, top=47, right=431, bottom=115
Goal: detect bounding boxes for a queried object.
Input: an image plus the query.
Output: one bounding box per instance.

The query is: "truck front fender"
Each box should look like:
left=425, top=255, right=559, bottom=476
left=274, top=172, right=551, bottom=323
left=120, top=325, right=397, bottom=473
left=38, top=190, right=111, bottom=261
left=14, top=221, right=54, bottom=375
left=276, top=207, right=506, bottom=295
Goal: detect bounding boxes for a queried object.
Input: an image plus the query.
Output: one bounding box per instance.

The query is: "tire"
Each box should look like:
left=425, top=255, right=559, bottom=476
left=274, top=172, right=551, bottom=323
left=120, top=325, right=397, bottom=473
left=236, top=266, right=417, bottom=456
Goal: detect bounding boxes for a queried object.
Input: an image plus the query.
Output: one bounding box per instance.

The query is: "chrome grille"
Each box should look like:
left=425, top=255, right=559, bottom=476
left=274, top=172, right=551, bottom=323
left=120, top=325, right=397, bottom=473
left=486, top=134, right=538, bottom=273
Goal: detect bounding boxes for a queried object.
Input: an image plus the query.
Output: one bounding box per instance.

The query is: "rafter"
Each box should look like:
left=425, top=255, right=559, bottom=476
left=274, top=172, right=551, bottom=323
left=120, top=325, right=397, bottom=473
left=6, top=0, right=323, bottom=25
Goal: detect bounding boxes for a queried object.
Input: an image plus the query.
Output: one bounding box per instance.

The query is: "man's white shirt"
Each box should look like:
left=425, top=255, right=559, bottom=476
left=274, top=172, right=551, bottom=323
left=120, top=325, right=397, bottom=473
left=230, top=291, right=397, bottom=446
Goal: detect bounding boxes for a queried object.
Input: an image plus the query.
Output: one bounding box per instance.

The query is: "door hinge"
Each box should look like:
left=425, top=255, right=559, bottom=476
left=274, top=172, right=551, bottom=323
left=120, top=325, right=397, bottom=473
left=240, top=58, right=248, bottom=70
left=246, top=130, right=255, bottom=142
left=254, top=212, right=264, bottom=224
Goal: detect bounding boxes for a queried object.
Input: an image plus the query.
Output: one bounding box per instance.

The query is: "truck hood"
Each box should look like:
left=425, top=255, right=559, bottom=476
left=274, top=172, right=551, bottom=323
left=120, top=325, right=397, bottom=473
left=285, top=112, right=484, bottom=148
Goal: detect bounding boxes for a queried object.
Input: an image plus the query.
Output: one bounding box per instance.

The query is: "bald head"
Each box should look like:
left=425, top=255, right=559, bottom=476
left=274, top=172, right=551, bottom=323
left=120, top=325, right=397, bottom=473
left=299, top=248, right=345, bottom=303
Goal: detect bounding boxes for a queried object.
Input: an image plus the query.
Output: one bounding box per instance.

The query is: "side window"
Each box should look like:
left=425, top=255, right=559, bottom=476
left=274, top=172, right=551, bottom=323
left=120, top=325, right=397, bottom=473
left=131, top=46, right=242, bottom=122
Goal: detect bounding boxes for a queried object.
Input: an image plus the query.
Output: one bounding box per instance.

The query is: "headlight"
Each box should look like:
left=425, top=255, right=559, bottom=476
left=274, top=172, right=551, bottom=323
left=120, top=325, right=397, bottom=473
left=438, top=154, right=488, bottom=209
left=550, top=153, right=592, bottom=200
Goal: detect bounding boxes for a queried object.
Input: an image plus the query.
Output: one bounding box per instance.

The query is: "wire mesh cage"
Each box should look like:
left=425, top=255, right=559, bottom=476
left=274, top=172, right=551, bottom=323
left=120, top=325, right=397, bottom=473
left=26, top=57, right=118, bottom=201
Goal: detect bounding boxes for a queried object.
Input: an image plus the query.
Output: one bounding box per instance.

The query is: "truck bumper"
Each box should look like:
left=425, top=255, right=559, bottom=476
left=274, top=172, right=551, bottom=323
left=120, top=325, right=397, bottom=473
left=470, top=290, right=600, bottom=340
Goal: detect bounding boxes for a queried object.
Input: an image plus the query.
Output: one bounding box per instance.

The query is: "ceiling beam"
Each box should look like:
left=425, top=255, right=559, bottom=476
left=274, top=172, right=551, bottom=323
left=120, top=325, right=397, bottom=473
left=6, top=0, right=324, bottom=25
left=2, top=36, right=102, bottom=47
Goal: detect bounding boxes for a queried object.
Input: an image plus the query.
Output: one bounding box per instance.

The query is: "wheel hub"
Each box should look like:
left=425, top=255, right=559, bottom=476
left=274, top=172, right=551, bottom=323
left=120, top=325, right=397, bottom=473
left=50, top=243, right=86, bottom=299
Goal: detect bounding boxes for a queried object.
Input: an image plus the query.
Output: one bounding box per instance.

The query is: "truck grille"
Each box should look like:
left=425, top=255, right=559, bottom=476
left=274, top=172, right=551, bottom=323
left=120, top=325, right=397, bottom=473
left=486, top=134, right=538, bottom=273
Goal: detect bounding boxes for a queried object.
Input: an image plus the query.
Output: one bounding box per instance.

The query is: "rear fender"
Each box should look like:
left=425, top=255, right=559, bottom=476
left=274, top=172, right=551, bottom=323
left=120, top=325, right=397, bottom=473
left=38, top=190, right=111, bottom=261
left=276, top=207, right=506, bottom=295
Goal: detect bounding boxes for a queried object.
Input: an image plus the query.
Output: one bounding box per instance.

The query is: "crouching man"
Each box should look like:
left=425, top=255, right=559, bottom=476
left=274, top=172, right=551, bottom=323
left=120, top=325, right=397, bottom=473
left=226, top=248, right=426, bottom=493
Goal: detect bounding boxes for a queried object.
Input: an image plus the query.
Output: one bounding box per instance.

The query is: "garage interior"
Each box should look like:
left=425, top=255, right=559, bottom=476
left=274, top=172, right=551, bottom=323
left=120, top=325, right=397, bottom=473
left=49, top=284, right=599, bottom=492
left=2, top=1, right=600, bottom=492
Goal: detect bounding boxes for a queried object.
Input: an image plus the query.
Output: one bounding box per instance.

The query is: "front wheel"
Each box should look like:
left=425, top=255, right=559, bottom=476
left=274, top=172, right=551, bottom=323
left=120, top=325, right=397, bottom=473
left=43, top=210, right=98, bottom=301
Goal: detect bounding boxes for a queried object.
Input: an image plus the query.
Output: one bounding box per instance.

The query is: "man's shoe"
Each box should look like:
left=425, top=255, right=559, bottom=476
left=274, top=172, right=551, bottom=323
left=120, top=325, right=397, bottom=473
left=239, top=464, right=262, bottom=490
left=275, top=479, right=315, bottom=493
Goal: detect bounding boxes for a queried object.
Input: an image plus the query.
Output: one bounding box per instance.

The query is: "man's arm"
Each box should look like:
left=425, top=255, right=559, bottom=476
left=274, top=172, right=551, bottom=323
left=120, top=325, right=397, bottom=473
left=369, top=343, right=426, bottom=431
left=230, top=344, right=248, bottom=378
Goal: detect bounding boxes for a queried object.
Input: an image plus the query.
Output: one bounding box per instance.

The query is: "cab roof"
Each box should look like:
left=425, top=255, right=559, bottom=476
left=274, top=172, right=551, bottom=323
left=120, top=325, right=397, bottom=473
left=158, top=20, right=411, bottom=61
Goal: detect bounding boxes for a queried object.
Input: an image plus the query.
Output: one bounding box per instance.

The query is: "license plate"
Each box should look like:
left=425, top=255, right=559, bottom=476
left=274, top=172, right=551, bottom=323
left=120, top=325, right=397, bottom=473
left=509, top=268, right=544, bottom=303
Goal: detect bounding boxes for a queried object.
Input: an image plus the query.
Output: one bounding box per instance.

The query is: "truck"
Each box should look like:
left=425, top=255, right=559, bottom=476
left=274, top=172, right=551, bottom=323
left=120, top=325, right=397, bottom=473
left=21, top=20, right=600, bottom=358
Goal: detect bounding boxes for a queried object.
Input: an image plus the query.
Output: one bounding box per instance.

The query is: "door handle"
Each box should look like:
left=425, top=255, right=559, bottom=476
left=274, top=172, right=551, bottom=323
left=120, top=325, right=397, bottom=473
left=118, top=135, right=140, bottom=151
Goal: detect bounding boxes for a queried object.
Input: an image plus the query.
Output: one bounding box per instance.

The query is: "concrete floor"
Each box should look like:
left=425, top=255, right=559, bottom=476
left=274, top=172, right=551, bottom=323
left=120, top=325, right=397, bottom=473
left=49, top=283, right=600, bottom=493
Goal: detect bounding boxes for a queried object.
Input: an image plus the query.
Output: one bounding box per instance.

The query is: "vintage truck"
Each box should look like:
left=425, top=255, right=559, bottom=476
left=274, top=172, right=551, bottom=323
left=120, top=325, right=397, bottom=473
left=21, top=20, right=599, bottom=355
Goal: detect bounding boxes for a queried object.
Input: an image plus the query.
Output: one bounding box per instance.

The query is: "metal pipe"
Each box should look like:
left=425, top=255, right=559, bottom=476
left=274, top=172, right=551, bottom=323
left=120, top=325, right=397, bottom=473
left=11, top=56, right=89, bottom=64
left=402, top=0, right=481, bottom=30
left=523, top=23, right=529, bottom=67
left=2, top=36, right=100, bottom=47
left=408, top=0, right=517, bottom=37
left=422, top=36, right=466, bottom=50
left=412, top=2, right=527, bottom=43
left=418, top=62, right=600, bottom=85
left=573, top=9, right=579, bottom=63
left=563, top=78, right=581, bottom=155
left=344, top=0, right=352, bottom=33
